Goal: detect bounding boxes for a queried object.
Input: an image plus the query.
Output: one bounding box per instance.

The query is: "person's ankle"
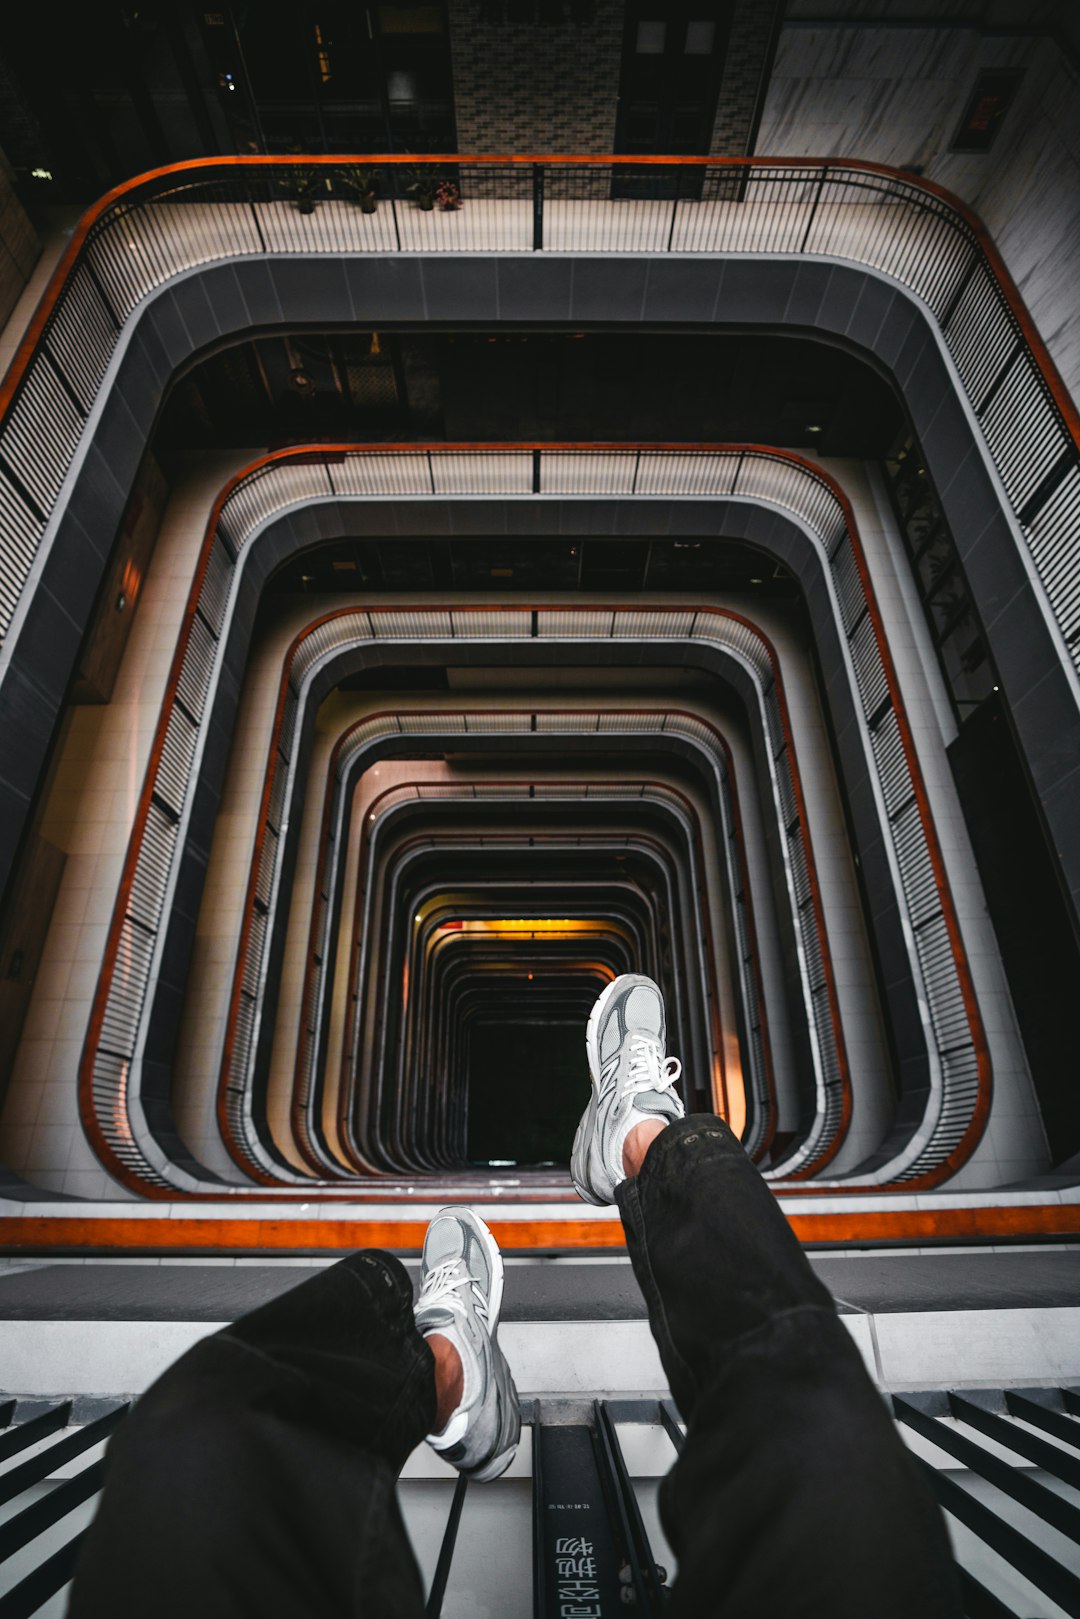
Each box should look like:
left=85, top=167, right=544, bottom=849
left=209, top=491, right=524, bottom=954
left=425, top=1331, right=464, bottom=1430
left=621, top=1117, right=668, bottom=1179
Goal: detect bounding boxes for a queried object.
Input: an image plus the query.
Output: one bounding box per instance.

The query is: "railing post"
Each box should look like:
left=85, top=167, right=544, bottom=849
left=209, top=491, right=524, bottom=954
left=799, top=163, right=829, bottom=255
left=246, top=165, right=267, bottom=255
left=667, top=164, right=680, bottom=253
left=533, top=162, right=544, bottom=251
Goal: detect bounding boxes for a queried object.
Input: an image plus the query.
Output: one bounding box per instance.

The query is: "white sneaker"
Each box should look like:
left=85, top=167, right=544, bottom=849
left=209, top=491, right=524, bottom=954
left=571, top=974, right=684, bottom=1205
left=414, top=1209, right=520, bottom=1482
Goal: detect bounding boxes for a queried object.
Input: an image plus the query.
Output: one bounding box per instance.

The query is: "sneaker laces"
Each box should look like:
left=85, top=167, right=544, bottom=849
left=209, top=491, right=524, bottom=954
left=623, top=1035, right=682, bottom=1100
left=417, top=1258, right=489, bottom=1323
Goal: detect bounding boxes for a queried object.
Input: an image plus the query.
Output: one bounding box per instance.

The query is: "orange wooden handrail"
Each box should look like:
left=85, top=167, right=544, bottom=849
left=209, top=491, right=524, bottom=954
left=76, top=442, right=987, bottom=1202
left=294, top=759, right=763, bottom=1176
left=0, top=1201, right=1075, bottom=1253
left=2, top=153, right=1076, bottom=452
left=220, top=621, right=848, bottom=1187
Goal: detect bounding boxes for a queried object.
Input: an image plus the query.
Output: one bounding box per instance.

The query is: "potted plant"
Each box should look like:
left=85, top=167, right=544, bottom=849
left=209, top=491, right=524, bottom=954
left=434, top=179, right=462, bottom=211
left=280, top=169, right=326, bottom=214
left=337, top=167, right=380, bottom=213
left=405, top=170, right=437, bottom=211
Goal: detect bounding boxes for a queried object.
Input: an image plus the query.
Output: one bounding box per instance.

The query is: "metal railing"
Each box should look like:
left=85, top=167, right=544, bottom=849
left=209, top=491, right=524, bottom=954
left=220, top=612, right=846, bottom=1189
left=1, top=155, right=1078, bottom=703
left=78, top=445, right=985, bottom=1197
left=0, top=1398, right=129, bottom=1616
left=289, top=757, right=765, bottom=1181
left=895, top=1390, right=1080, bottom=1616
left=0, top=1391, right=1072, bottom=1615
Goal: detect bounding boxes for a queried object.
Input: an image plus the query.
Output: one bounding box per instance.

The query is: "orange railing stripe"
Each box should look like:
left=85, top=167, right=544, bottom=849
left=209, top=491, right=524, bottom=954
left=76, top=444, right=987, bottom=1200
left=0, top=1203, right=1075, bottom=1254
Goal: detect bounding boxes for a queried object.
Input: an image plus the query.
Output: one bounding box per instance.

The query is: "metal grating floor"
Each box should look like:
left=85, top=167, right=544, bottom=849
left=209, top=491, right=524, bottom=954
left=0, top=1391, right=1079, bottom=1616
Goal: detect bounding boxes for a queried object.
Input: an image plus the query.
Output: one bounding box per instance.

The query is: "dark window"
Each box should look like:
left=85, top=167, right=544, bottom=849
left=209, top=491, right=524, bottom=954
left=882, top=433, right=997, bottom=719
left=950, top=69, right=1023, bottom=154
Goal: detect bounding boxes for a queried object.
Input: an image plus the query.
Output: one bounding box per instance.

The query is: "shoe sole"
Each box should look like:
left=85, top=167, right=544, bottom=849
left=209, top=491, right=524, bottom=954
left=462, top=1213, right=518, bottom=1483
left=429, top=1207, right=519, bottom=1481
left=584, top=973, right=631, bottom=1088
left=470, top=1431, right=519, bottom=1483
left=573, top=973, right=650, bottom=1206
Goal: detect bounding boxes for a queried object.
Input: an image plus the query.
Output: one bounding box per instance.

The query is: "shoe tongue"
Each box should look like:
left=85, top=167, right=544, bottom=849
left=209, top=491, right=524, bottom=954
left=420, top=1301, right=457, bottom=1333
left=635, top=1089, right=682, bottom=1120
left=425, top=1216, right=466, bottom=1271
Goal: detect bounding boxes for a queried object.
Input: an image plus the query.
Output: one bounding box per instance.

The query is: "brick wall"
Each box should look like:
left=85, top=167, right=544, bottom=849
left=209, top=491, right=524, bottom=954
left=448, top=0, right=625, bottom=153
left=709, top=0, right=785, bottom=157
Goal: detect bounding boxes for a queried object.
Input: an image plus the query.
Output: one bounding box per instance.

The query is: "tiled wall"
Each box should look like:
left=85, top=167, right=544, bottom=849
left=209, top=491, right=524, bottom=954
left=448, top=0, right=783, bottom=161
left=0, top=454, right=249, bottom=1200
left=709, top=0, right=784, bottom=157
left=757, top=18, right=1080, bottom=403
left=447, top=0, right=624, bottom=153
left=826, top=455, right=1046, bottom=1189
left=5, top=460, right=1029, bottom=1192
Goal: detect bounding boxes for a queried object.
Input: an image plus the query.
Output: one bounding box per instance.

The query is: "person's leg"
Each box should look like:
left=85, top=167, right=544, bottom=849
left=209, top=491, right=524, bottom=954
left=69, top=1212, right=520, bottom=1619
left=68, top=1251, right=435, bottom=1619
left=619, top=1117, right=962, bottom=1618
left=572, top=974, right=962, bottom=1619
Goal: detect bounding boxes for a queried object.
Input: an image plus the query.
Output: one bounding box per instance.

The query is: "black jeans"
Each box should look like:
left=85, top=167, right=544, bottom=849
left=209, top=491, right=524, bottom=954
left=68, top=1118, right=962, bottom=1617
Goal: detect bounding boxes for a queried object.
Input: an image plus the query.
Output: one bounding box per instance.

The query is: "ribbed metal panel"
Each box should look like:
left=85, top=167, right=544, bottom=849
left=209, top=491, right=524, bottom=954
left=277, top=687, right=300, bottom=756
left=398, top=711, right=465, bottom=733
left=265, top=754, right=289, bottom=833
left=586, top=781, right=645, bottom=796
left=157, top=705, right=197, bottom=816
left=738, top=453, right=840, bottom=539
left=869, top=709, right=913, bottom=819
left=462, top=710, right=533, bottom=731
left=98, top=920, right=154, bottom=1060
left=532, top=781, right=588, bottom=797
left=176, top=612, right=217, bottom=723
left=633, top=452, right=738, bottom=497
left=44, top=268, right=118, bottom=413
left=1026, top=466, right=1080, bottom=667
left=662, top=713, right=716, bottom=747
left=254, top=828, right=277, bottom=909
left=540, top=452, right=637, bottom=494
left=196, top=537, right=234, bottom=637
left=981, top=358, right=1065, bottom=513
left=222, top=461, right=328, bottom=546
left=127, top=803, right=179, bottom=933
left=612, top=609, right=697, bottom=640
left=830, top=536, right=866, bottom=635
left=431, top=452, right=532, bottom=495
left=2, top=359, right=83, bottom=512
left=451, top=608, right=531, bottom=639
left=536, top=608, right=612, bottom=639
left=242, top=907, right=267, bottom=999
left=944, top=260, right=1016, bottom=408
left=596, top=711, right=662, bottom=733
left=369, top=780, right=424, bottom=809
left=331, top=453, right=432, bottom=497
left=0, top=467, right=44, bottom=643
left=368, top=608, right=453, bottom=640
left=534, top=711, right=597, bottom=732
left=849, top=615, right=890, bottom=718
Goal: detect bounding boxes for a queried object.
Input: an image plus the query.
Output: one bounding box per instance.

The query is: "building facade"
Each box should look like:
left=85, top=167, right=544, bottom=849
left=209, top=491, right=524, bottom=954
left=0, top=4, right=1078, bottom=1609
